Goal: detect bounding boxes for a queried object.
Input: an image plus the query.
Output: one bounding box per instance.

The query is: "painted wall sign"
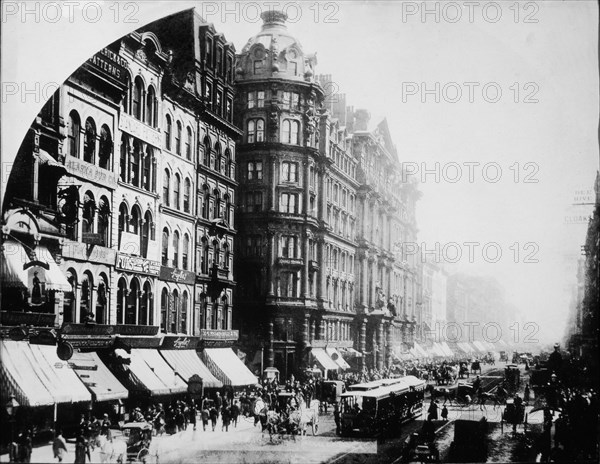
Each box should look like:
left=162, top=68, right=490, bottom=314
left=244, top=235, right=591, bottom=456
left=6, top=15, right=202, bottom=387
left=62, top=240, right=116, bottom=265
left=65, top=157, right=118, bottom=188
left=119, top=112, right=161, bottom=147
left=159, top=266, right=196, bottom=285
left=116, top=253, right=160, bottom=276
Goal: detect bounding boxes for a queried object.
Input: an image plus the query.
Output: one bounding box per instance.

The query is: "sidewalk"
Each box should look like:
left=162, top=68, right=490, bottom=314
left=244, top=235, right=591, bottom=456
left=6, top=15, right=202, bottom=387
left=0, top=416, right=257, bottom=463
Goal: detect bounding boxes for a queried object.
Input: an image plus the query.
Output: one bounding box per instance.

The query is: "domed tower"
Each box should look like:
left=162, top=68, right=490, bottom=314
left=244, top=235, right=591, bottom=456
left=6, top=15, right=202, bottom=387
left=234, top=11, right=327, bottom=379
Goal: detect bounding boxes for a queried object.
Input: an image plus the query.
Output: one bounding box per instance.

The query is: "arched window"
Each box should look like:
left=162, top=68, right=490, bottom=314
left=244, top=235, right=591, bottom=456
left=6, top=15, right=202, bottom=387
left=122, top=74, right=130, bottom=114
left=182, top=233, right=190, bottom=270
left=118, top=203, right=128, bottom=246
left=181, top=291, right=188, bottom=334
left=120, top=134, right=128, bottom=182
left=174, top=173, right=181, bottom=209
left=185, top=127, right=192, bottom=160
left=256, top=119, right=264, bottom=142
left=164, top=115, right=172, bottom=150
left=282, top=120, right=300, bottom=144
left=63, top=269, right=77, bottom=323
left=141, top=210, right=152, bottom=258
left=160, top=288, right=169, bottom=333
left=224, top=149, right=231, bottom=178
left=84, top=118, right=96, bottom=164
left=117, top=277, right=127, bottom=324
left=146, top=86, right=156, bottom=126
left=201, top=237, right=209, bottom=274
left=140, top=281, right=152, bottom=326
left=126, top=278, right=139, bottom=324
left=143, top=146, right=153, bottom=191
left=162, top=228, right=169, bottom=266
left=202, top=185, right=210, bottom=219
left=171, top=289, right=179, bottom=333
left=98, top=196, right=110, bottom=247
left=200, top=293, right=208, bottom=329
left=130, top=205, right=141, bottom=236
left=215, top=143, right=222, bottom=172
left=213, top=189, right=221, bottom=219
left=68, top=111, right=81, bottom=158
left=175, top=121, right=182, bottom=155
left=131, top=140, right=140, bottom=187
left=82, top=191, right=96, bottom=235
left=133, top=77, right=144, bottom=120
left=172, top=231, right=180, bottom=268
left=80, top=272, right=93, bottom=322
left=203, top=136, right=211, bottom=166
left=183, top=178, right=191, bottom=213
left=96, top=274, right=108, bottom=324
left=222, top=295, right=228, bottom=329
left=247, top=120, right=255, bottom=143
left=98, top=125, right=112, bottom=170
left=163, top=170, right=170, bottom=207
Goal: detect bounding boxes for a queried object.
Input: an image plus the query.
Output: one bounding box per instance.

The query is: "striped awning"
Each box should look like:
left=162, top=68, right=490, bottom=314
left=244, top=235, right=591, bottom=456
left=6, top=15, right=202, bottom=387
left=69, top=351, right=128, bottom=402
left=160, top=350, right=222, bottom=389
left=0, top=340, right=91, bottom=406
left=34, top=245, right=71, bottom=291
left=326, top=347, right=351, bottom=370
left=201, top=348, right=258, bottom=387
left=311, top=348, right=339, bottom=371
left=1, top=240, right=30, bottom=288
left=126, top=349, right=187, bottom=396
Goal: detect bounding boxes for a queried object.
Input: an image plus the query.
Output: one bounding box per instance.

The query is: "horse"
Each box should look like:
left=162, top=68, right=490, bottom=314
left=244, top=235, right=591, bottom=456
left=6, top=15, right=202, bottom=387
left=478, top=392, right=503, bottom=410
left=91, top=434, right=127, bottom=464
left=426, top=384, right=455, bottom=405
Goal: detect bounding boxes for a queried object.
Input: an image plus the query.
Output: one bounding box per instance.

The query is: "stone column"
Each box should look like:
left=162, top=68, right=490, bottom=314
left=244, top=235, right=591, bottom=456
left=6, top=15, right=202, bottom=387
left=359, top=318, right=367, bottom=370
left=303, top=161, right=310, bottom=215
left=361, top=256, right=368, bottom=309
left=319, top=317, right=326, bottom=341
left=267, top=231, right=276, bottom=297
left=318, top=167, right=327, bottom=221
left=270, top=158, right=277, bottom=212
left=385, top=322, right=392, bottom=368
left=317, top=238, right=326, bottom=302
left=267, top=320, right=275, bottom=368
left=302, top=231, right=310, bottom=298
left=376, top=320, right=384, bottom=370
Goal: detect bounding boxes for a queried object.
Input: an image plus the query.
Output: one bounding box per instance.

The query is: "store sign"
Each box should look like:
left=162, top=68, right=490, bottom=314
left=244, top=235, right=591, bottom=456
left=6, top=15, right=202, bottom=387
left=116, top=253, right=160, bottom=276
left=161, top=336, right=199, bottom=350
left=65, top=158, right=118, bottom=188
left=82, top=233, right=105, bottom=246
left=119, top=112, right=161, bottom=147
left=86, top=47, right=129, bottom=83
left=61, top=334, right=114, bottom=349
left=62, top=240, right=116, bottom=265
left=199, top=329, right=239, bottom=341
left=159, top=266, right=196, bottom=285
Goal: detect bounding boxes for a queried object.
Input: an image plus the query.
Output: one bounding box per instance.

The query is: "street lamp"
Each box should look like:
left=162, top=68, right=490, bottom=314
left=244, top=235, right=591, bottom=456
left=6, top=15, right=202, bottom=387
left=5, top=394, right=20, bottom=463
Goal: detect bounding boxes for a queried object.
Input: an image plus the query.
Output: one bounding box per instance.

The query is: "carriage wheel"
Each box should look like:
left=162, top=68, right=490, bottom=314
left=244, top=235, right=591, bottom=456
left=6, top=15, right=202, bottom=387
left=137, top=447, right=149, bottom=464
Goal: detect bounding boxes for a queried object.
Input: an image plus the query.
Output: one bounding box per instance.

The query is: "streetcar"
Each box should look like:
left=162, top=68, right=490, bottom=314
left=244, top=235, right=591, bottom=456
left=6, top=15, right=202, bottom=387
left=340, top=376, right=426, bottom=436
left=347, top=377, right=405, bottom=392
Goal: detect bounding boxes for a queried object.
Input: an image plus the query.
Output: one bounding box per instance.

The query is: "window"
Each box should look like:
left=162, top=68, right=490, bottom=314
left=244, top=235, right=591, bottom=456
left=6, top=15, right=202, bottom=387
left=174, top=174, right=181, bottom=209
left=253, top=60, right=263, bottom=74
left=98, top=125, right=112, bottom=170
left=171, top=290, right=178, bottom=333
left=215, top=143, right=222, bottom=172
left=213, top=189, right=221, bottom=218
left=247, top=119, right=264, bottom=143
left=181, top=292, right=188, bottom=334
left=164, top=115, right=172, bottom=150
left=142, top=210, right=152, bottom=258
left=283, top=92, right=291, bottom=108
left=163, top=170, right=170, bottom=207
left=248, top=92, right=255, bottom=108
left=224, top=149, right=231, bottom=178
left=247, top=161, right=263, bottom=180
left=246, top=191, right=263, bottom=212
left=97, top=196, right=110, bottom=247
left=182, top=234, right=189, bottom=270
left=183, top=178, right=191, bottom=213
left=226, top=99, right=233, bottom=122
left=280, top=193, right=297, bottom=213
left=133, top=77, right=143, bottom=120
left=175, top=121, right=182, bottom=155
left=256, top=119, right=264, bottom=142
left=131, top=141, right=140, bottom=187
left=205, top=37, right=213, bottom=66
left=281, top=162, right=298, bottom=182
left=215, top=90, right=222, bottom=116
left=280, top=272, right=297, bottom=297
left=130, top=205, right=141, bottom=239
left=226, top=56, right=233, bottom=82
left=282, top=120, right=300, bottom=144
left=143, top=147, right=152, bottom=191
left=205, top=82, right=212, bottom=110
left=68, top=111, right=80, bottom=158
left=185, top=127, right=192, bottom=160
left=201, top=239, right=209, bottom=273
left=146, top=86, right=156, bottom=127
left=84, top=118, right=96, bottom=164
left=281, top=235, right=297, bottom=258
left=160, top=288, right=168, bottom=332
left=203, top=136, right=211, bottom=165
left=216, top=47, right=223, bottom=75
left=201, top=186, right=210, bottom=219
left=118, top=203, right=128, bottom=245
left=82, top=191, right=95, bottom=235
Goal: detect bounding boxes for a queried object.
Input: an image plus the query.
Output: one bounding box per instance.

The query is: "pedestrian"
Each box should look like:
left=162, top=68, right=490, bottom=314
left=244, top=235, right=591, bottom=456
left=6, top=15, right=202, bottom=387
left=427, top=400, right=439, bottom=421
left=189, top=401, right=197, bottom=431
left=18, top=428, right=33, bottom=463
left=209, top=405, right=218, bottom=431
left=215, top=392, right=223, bottom=416
left=100, top=414, right=112, bottom=441
left=441, top=405, right=449, bottom=421
left=74, top=432, right=89, bottom=464
left=524, top=384, right=531, bottom=403
left=201, top=404, right=210, bottom=432
left=222, top=405, right=231, bottom=432
left=230, top=400, right=240, bottom=428
left=333, top=402, right=341, bottom=435
left=53, top=431, right=68, bottom=463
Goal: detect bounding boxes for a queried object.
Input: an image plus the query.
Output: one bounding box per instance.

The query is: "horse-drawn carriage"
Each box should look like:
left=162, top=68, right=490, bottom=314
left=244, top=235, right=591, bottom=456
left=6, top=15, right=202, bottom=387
left=471, top=360, right=482, bottom=374
left=501, top=398, right=525, bottom=432
left=93, top=422, right=157, bottom=464
left=255, top=393, right=320, bottom=440
left=499, top=351, right=508, bottom=362
left=458, top=362, right=470, bottom=379
left=319, top=380, right=345, bottom=413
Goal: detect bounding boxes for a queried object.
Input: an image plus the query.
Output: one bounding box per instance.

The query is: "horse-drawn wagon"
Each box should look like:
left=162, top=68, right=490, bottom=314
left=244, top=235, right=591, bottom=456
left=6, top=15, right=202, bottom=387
left=93, top=422, right=157, bottom=464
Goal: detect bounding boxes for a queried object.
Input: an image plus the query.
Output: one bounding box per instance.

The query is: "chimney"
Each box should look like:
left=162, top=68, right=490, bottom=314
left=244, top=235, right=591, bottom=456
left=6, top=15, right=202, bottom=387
left=353, top=109, right=370, bottom=131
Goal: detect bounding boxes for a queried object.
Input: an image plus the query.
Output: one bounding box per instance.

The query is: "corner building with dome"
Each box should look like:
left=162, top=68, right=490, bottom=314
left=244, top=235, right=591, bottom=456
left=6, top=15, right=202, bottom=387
left=234, top=11, right=421, bottom=379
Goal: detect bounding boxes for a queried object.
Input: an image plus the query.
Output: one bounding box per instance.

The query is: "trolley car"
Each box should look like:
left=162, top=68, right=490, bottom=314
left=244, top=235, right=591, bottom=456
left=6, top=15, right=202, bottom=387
left=340, top=376, right=426, bottom=436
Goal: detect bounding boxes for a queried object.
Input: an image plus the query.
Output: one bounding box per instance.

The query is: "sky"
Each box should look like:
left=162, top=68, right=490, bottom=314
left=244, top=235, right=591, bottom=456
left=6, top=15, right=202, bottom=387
left=2, top=1, right=598, bottom=344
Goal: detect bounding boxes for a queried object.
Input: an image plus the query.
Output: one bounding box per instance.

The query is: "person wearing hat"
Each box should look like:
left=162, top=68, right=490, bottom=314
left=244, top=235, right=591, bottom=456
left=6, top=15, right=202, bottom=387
left=101, top=413, right=112, bottom=441
left=548, top=343, right=563, bottom=375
